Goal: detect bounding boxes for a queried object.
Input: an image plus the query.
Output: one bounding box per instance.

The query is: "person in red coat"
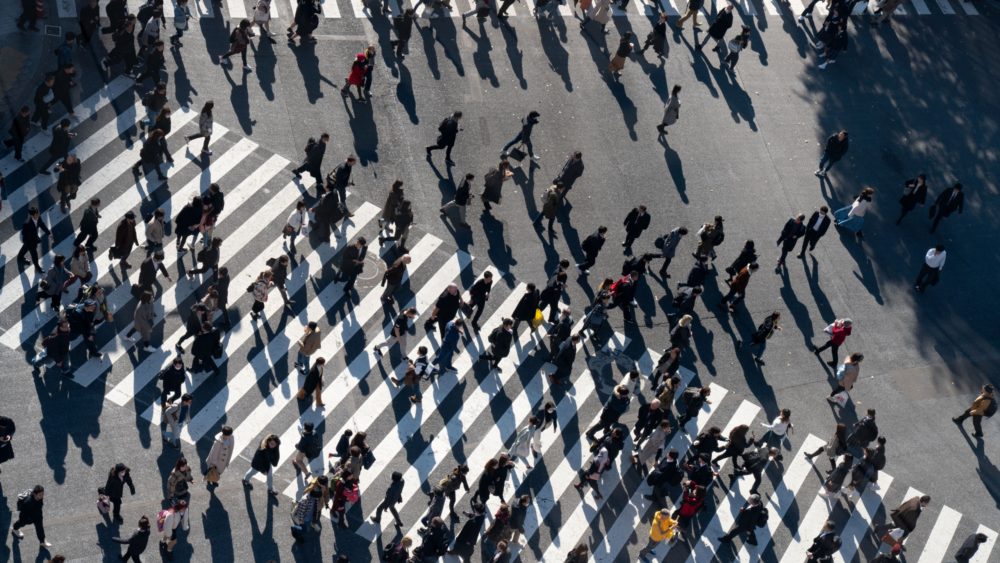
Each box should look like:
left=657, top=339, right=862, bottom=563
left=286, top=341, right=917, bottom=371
left=341, top=53, right=367, bottom=100
left=811, top=318, right=852, bottom=367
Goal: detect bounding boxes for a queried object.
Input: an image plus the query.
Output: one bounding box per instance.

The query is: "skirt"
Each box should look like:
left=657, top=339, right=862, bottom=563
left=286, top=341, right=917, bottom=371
left=834, top=206, right=864, bottom=233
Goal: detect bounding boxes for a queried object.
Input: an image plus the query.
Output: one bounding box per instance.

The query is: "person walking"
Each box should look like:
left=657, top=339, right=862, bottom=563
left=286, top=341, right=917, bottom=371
left=797, top=206, right=831, bottom=257
left=113, top=516, right=151, bottom=563
left=267, top=254, right=293, bottom=307
left=573, top=445, right=611, bottom=499
left=39, top=119, right=77, bottom=176
left=5, top=106, right=31, bottom=163
left=955, top=533, right=991, bottom=562
left=290, top=422, right=322, bottom=478
left=379, top=255, right=411, bottom=305
left=218, top=19, right=254, bottom=71
left=283, top=200, right=310, bottom=252
left=741, top=311, right=781, bottom=366
left=717, top=494, right=766, bottom=546
left=501, top=111, right=541, bottom=162
left=656, top=85, right=681, bottom=137
left=776, top=214, right=806, bottom=270
left=187, top=237, right=221, bottom=282
left=638, top=508, right=679, bottom=559
left=157, top=499, right=190, bottom=560
left=732, top=446, right=781, bottom=495
left=640, top=12, right=670, bottom=60
left=441, top=173, right=473, bottom=229
left=204, top=425, right=234, bottom=488
left=804, top=423, right=848, bottom=472
left=31, top=75, right=55, bottom=132
left=252, top=0, right=277, bottom=43
left=674, top=0, right=704, bottom=29
left=131, top=129, right=169, bottom=181
left=607, top=33, right=635, bottom=80
left=292, top=133, right=329, bottom=190
left=391, top=9, right=415, bottom=60
left=12, top=485, right=50, bottom=547
left=167, top=457, right=194, bottom=504
left=723, top=25, right=750, bottom=71
left=815, top=130, right=849, bottom=177
left=480, top=159, right=513, bottom=212
left=296, top=357, right=326, bottom=408
left=111, top=212, right=139, bottom=271
left=249, top=270, right=274, bottom=321
left=183, top=101, right=214, bottom=156
left=653, top=226, right=687, bottom=278
left=811, top=318, right=852, bottom=367
left=379, top=200, right=412, bottom=250
left=378, top=180, right=405, bottom=238
left=243, top=435, right=281, bottom=497
left=827, top=353, right=864, bottom=406
left=533, top=183, right=564, bottom=232
left=334, top=237, right=367, bottom=292
left=697, top=4, right=734, bottom=52
left=508, top=416, right=543, bottom=468
left=807, top=521, right=842, bottom=563
left=584, top=384, right=632, bottom=442
left=31, top=320, right=73, bottom=375
left=104, top=463, right=136, bottom=524
left=161, top=394, right=192, bottom=448
left=622, top=205, right=651, bottom=252
left=953, top=384, right=994, bottom=439
left=895, top=175, right=927, bottom=225
left=432, top=319, right=465, bottom=373
left=426, top=111, right=462, bottom=165
left=16, top=0, right=40, bottom=31
left=371, top=470, right=405, bottom=526
left=479, top=318, right=514, bottom=372
left=425, top=283, right=464, bottom=337
left=466, top=270, right=493, bottom=331
left=52, top=153, right=81, bottom=215
left=717, top=262, right=758, bottom=313
left=374, top=308, right=418, bottom=357
left=342, top=51, right=366, bottom=99
left=888, top=495, right=931, bottom=538
left=576, top=226, right=608, bottom=275
left=834, top=187, right=875, bottom=241
left=553, top=151, right=585, bottom=195
left=548, top=335, right=581, bottom=386
left=929, top=182, right=964, bottom=233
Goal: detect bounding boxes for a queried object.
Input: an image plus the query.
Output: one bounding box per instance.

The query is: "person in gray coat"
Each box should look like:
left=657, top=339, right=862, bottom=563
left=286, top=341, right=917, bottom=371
left=656, top=226, right=688, bottom=278
left=657, top=85, right=682, bottom=137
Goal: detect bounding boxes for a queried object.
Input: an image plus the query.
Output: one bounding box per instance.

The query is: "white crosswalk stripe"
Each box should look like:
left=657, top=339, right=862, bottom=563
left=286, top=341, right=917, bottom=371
left=3, top=95, right=995, bottom=562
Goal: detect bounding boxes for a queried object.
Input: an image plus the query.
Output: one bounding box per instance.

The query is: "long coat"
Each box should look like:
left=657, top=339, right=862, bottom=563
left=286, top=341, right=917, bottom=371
left=508, top=424, right=538, bottom=459
left=662, top=95, right=680, bottom=126
left=588, top=0, right=612, bottom=25
left=512, top=289, right=541, bottom=321
left=133, top=301, right=155, bottom=339
left=206, top=433, right=235, bottom=474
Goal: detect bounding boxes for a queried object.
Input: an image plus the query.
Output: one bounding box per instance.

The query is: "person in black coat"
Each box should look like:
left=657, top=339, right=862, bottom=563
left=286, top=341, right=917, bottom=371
left=467, top=271, right=492, bottom=330
left=31, top=75, right=55, bottom=130
left=16, top=207, right=52, bottom=272
left=191, top=321, right=221, bottom=376
left=326, top=156, right=356, bottom=216
left=806, top=520, right=841, bottom=562
left=292, top=133, right=329, bottom=189
left=0, top=415, right=15, bottom=473
left=12, top=485, right=47, bottom=545
left=16, top=0, right=39, bottom=30
left=697, top=4, right=733, bottom=51
left=372, top=471, right=405, bottom=526
left=391, top=9, right=414, bottom=60
left=548, top=335, right=580, bottom=385
left=847, top=409, right=878, bottom=449
left=480, top=319, right=514, bottom=372
left=815, top=130, right=849, bottom=177
left=158, top=357, right=187, bottom=405
left=538, top=272, right=567, bottom=323
left=633, top=399, right=667, bottom=445
left=447, top=501, right=486, bottom=559
left=425, top=284, right=463, bottom=337
left=490, top=454, right=515, bottom=502
left=5, top=105, right=31, bottom=162
left=38, top=118, right=76, bottom=175
left=585, top=385, right=632, bottom=441
left=243, top=435, right=281, bottom=495
left=510, top=283, right=541, bottom=333
left=640, top=12, right=669, bottom=59
left=677, top=385, right=710, bottom=429
left=426, top=111, right=463, bottom=164
left=955, top=532, right=990, bottom=562
left=929, top=182, right=964, bottom=233
left=717, top=494, right=765, bottom=545
left=576, top=226, right=607, bottom=274
left=335, top=237, right=367, bottom=291
left=440, top=172, right=473, bottom=229
left=895, top=175, right=928, bottom=225
left=415, top=517, right=452, bottom=559
left=622, top=205, right=651, bottom=251
left=114, top=516, right=151, bottom=563
left=213, top=266, right=232, bottom=330
left=104, top=463, right=136, bottom=523
left=554, top=151, right=585, bottom=193
left=131, top=129, right=168, bottom=181
left=798, top=207, right=831, bottom=257
left=775, top=214, right=806, bottom=269
left=500, top=111, right=540, bottom=161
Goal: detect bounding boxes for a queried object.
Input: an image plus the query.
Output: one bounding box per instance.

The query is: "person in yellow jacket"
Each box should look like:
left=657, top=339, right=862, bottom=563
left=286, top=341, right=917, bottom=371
left=638, top=508, right=679, bottom=559
left=953, top=384, right=994, bottom=439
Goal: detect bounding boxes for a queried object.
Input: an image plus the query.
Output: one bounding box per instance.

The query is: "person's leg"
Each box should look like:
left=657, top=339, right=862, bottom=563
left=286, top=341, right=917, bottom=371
left=972, top=415, right=984, bottom=436
left=444, top=142, right=454, bottom=161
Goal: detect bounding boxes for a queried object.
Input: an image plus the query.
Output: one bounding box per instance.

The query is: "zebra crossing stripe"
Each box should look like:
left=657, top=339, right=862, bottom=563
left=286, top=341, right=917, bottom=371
left=734, top=433, right=829, bottom=561
left=0, top=116, right=215, bottom=351
left=142, top=202, right=383, bottom=429
left=969, top=524, right=998, bottom=563
left=777, top=484, right=835, bottom=563
left=232, top=235, right=447, bottom=459
left=539, top=379, right=728, bottom=561
left=916, top=504, right=962, bottom=563
left=933, top=0, right=955, bottom=14
left=0, top=78, right=133, bottom=179
left=227, top=0, right=249, bottom=19
left=910, top=0, right=931, bottom=15
left=958, top=1, right=978, bottom=15
left=364, top=314, right=587, bottom=542
left=830, top=478, right=897, bottom=563
left=319, top=0, right=343, bottom=18
left=349, top=0, right=371, bottom=18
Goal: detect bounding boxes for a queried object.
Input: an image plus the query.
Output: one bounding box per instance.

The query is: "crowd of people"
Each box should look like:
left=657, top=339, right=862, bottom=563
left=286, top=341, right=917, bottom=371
left=0, top=0, right=993, bottom=561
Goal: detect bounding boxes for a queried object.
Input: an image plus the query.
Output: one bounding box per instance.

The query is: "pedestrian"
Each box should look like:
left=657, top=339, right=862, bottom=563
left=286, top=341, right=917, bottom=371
left=713, top=424, right=753, bottom=468
left=104, top=463, right=136, bottom=523
left=294, top=356, right=325, bottom=408
left=183, top=100, right=214, bottom=156
left=188, top=237, right=221, bottom=282
left=538, top=272, right=567, bottom=323
left=479, top=318, right=514, bottom=372
left=157, top=499, right=190, bottom=560
left=510, top=283, right=541, bottom=334
left=12, top=485, right=50, bottom=546
left=426, top=111, right=463, bottom=165
left=717, top=262, right=759, bottom=313
left=371, top=471, right=405, bottom=526
left=573, top=445, right=611, bottom=499
left=607, top=33, right=635, bottom=80
left=816, top=17, right=848, bottom=70
left=554, top=151, right=585, bottom=195
left=103, top=16, right=139, bottom=77
left=110, top=212, right=139, bottom=271
left=895, top=175, right=927, bottom=225
left=953, top=384, right=995, bottom=439
left=834, top=187, right=874, bottom=241
left=16, top=0, right=40, bottom=30
left=955, top=533, right=990, bottom=562
left=806, top=520, right=842, bottom=563
left=249, top=270, right=274, bottom=321
left=542, top=307, right=573, bottom=361
left=38, top=118, right=77, bottom=176
left=929, top=182, right=964, bottom=233
left=637, top=508, right=679, bottom=559
left=432, top=319, right=466, bottom=373
left=798, top=206, right=832, bottom=256
left=31, top=75, right=55, bottom=132
left=374, top=308, right=418, bottom=357
left=669, top=313, right=693, bottom=349
left=51, top=64, right=77, bottom=118
left=176, top=303, right=208, bottom=351
left=826, top=353, right=864, bottom=407
left=71, top=198, right=101, bottom=250
left=888, top=495, right=931, bottom=538
left=334, top=237, right=367, bottom=292
left=377, top=255, right=410, bottom=305
left=341, top=52, right=367, bottom=100
left=34, top=254, right=73, bottom=312
left=565, top=544, right=591, bottom=563
left=756, top=407, right=794, bottom=449
left=774, top=214, right=807, bottom=271
left=804, top=423, right=848, bottom=472
left=501, top=110, right=541, bottom=162
left=202, top=425, right=234, bottom=488
left=811, top=318, right=852, bottom=367
left=290, top=422, right=322, bottom=478
left=391, top=9, right=415, bottom=60
left=847, top=409, right=879, bottom=450
left=576, top=226, right=608, bottom=275
left=136, top=251, right=172, bottom=300
left=425, top=283, right=464, bottom=337
left=131, top=129, right=169, bottom=181
left=0, top=415, right=14, bottom=474
left=466, top=270, right=493, bottom=331
left=289, top=0, right=321, bottom=44
left=698, top=4, right=734, bottom=52
left=622, top=205, right=652, bottom=252
left=170, top=0, right=191, bottom=46
left=4, top=106, right=31, bottom=162
left=841, top=446, right=878, bottom=500
left=134, top=40, right=167, bottom=84
left=67, top=300, right=102, bottom=361
left=640, top=12, right=669, bottom=60
left=723, top=25, right=750, bottom=70
left=441, top=173, right=473, bottom=229
left=281, top=200, right=310, bottom=252
left=585, top=384, right=632, bottom=441
left=633, top=419, right=671, bottom=475
left=113, top=516, right=151, bottom=563
left=674, top=0, right=704, bottom=28
left=167, top=457, right=194, bottom=504
left=656, top=85, right=682, bottom=137
left=414, top=517, right=452, bottom=560
left=379, top=200, right=412, bottom=250
left=252, top=0, right=277, bottom=43
left=139, top=82, right=168, bottom=132
left=31, top=320, right=72, bottom=375
left=871, top=0, right=902, bottom=25
left=548, top=335, right=581, bottom=386
left=267, top=254, right=293, bottom=306
left=218, top=19, right=254, bottom=72
left=741, top=311, right=781, bottom=366
left=378, top=180, right=405, bottom=236
left=480, top=158, right=513, bottom=212
left=717, top=494, right=766, bottom=546
left=161, top=394, right=192, bottom=448
left=243, top=435, right=281, bottom=497
left=508, top=416, right=543, bottom=468
left=190, top=321, right=221, bottom=376
left=814, top=129, right=849, bottom=177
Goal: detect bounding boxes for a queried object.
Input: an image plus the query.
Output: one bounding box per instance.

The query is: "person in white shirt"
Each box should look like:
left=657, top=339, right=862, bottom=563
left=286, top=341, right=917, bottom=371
left=915, top=244, right=946, bottom=293
left=834, top=187, right=875, bottom=241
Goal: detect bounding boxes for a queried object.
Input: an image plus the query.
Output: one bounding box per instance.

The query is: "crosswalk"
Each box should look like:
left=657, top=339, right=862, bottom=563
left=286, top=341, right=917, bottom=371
left=1, top=85, right=996, bottom=562
left=66, top=0, right=979, bottom=22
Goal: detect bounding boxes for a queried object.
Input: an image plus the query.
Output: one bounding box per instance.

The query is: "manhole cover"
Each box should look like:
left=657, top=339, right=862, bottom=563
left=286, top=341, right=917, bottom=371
left=45, top=25, right=62, bottom=37
left=356, top=255, right=382, bottom=281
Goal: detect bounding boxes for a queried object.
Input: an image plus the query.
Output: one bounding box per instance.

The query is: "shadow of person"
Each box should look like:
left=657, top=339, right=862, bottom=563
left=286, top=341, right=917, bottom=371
left=536, top=11, right=573, bottom=92
left=834, top=227, right=884, bottom=305
left=463, top=19, right=501, bottom=87
left=289, top=40, right=337, bottom=104
left=498, top=21, right=528, bottom=89
left=221, top=66, right=256, bottom=135
left=249, top=38, right=278, bottom=101
left=393, top=62, right=419, bottom=124
left=340, top=96, right=380, bottom=167
left=480, top=211, right=517, bottom=273
left=659, top=137, right=688, bottom=204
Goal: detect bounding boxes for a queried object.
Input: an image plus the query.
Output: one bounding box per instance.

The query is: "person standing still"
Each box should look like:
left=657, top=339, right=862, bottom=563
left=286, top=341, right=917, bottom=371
left=914, top=244, right=946, bottom=293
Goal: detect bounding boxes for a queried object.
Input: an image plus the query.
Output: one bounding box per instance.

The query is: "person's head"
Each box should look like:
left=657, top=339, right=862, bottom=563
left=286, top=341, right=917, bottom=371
left=44, top=74, right=55, bottom=86
left=181, top=393, right=193, bottom=405
left=919, top=495, right=931, bottom=507
left=823, top=519, right=835, bottom=532
left=502, top=318, right=513, bottom=329
left=953, top=182, right=963, bottom=192
left=32, top=485, right=45, bottom=499
left=60, top=118, right=71, bottom=130
left=221, top=425, right=233, bottom=436
left=319, top=133, right=330, bottom=143
left=153, top=250, right=165, bottom=262
left=850, top=352, right=865, bottom=364
left=780, top=408, right=791, bottom=421
left=748, top=493, right=761, bottom=505
left=173, top=499, right=188, bottom=512
left=614, top=384, right=629, bottom=398
left=346, top=154, right=357, bottom=165
left=527, top=110, right=540, bottom=120
left=452, top=111, right=463, bottom=120
left=934, top=244, right=945, bottom=253
left=678, top=314, right=693, bottom=328
left=201, top=100, right=214, bottom=115
left=356, top=236, right=367, bottom=247
left=700, top=386, right=711, bottom=397
left=138, top=515, right=151, bottom=530
left=748, top=263, right=760, bottom=272
left=796, top=213, right=806, bottom=222
left=464, top=172, right=475, bottom=181
left=62, top=63, right=75, bottom=74
left=842, top=319, right=852, bottom=327
left=837, top=130, right=848, bottom=140
left=302, top=422, right=315, bottom=435
left=638, top=204, right=648, bottom=213
left=173, top=457, right=189, bottom=472
left=672, top=84, right=682, bottom=96
left=985, top=384, right=995, bottom=395
left=219, top=266, right=229, bottom=278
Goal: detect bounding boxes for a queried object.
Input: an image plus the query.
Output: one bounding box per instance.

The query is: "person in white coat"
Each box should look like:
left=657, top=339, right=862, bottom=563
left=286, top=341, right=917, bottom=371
left=283, top=200, right=310, bottom=251
left=204, top=426, right=234, bottom=488
left=581, top=0, right=612, bottom=34
left=158, top=499, right=190, bottom=559
left=632, top=419, right=671, bottom=476
left=657, top=85, right=681, bottom=137
left=508, top=416, right=543, bottom=468
left=253, top=0, right=278, bottom=43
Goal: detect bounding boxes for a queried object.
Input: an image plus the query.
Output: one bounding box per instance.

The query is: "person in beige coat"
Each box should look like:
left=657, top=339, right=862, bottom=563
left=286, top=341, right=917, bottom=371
left=129, top=290, right=156, bottom=351
left=581, top=0, right=611, bottom=34
left=827, top=352, right=863, bottom=407
left=204, top=426, right=234, bottom=487
left=294, top=322, right=322, bottom=375
left=953, top=384, right=994, bottom=439
left=657, top=85, right=681, bottom=137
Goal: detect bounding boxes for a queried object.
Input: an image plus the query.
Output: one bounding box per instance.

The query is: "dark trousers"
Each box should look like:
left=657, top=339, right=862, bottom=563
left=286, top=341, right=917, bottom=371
left=624, top=230, right=642, bottom=248
left=814, top=340, right=840, bottom=365
left=585, top=418, right=614, bottom=440
left=161, top=386, right=182, bottom=406
left=777, top=246, right=794, bottom=265
left=802, top=0, right=822, bottom=14
left=17, top=243, right=41, bottom=269
left=735, top=466, right=764, bottom=494
left=955, top=409, right=984, bottom=436
left=218, top=302, right=232, bottom=329
left=186, top=132, right=211, bottom=152
left=374, top=499, right=402, bottom=524
left=799, top=232, right=821, bottom=255
left=338, top=269, right=359, bottom=292
left=914, top=264, right=940, bottom=289
left=8, top=135, right=26, bottom=160
left=12, top=514, right=45, bottom=541
left=427, top=141, right=454, bottom=160
left=110, top=496, right=123, bottom=519
left=719, top=287, right=744, bottom=308
left=719, top=525, right=757, bottom=545
left=293, top=164, right=323, bottom=188
left=469, top=298, right=486, bottom=326
left=533, top=212, right=555, bottom=231
left=74, top=228, right=98, bottom=248
left=32, top=104, right=50, bottom=129
left=658, top=256, right=672, bottom=277
left=580, top=250, right=599, bottom=272
left=121, top=547, right=142, bottom=562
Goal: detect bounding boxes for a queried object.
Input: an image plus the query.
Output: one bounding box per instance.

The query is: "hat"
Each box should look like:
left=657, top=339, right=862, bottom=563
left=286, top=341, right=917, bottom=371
left=356, top=53, right=367, bottom=60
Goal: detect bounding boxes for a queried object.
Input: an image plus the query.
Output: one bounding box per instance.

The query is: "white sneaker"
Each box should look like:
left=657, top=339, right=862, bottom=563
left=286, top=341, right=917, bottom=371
left=144, top=345, right=158, bottom=352
left=818, top=62, right=828, bottom=70
left=12, top=529, right=24, bottom=539
left=42, top=541, right=53, bottom=547
left=244, top=65, right=253, bottom=72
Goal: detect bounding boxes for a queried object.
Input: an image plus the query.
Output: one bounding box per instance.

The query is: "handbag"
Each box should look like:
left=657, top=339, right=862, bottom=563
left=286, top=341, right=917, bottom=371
left=507, top=145, right=527, bottom=162
left=823, top=323, right=834, bottom=335
left=205, top=466, right=220, bottom=484
left=831, top=390, right=849, bottom=407
left=460, top=302, right=473, bottom=317
left=362, top=448, right=376, bottom=470
left=282, top=224, right=295, bottom=236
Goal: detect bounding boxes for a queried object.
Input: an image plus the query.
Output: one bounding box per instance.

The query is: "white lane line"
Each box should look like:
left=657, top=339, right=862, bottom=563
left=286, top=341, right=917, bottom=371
left=227, top=0, right=249, bottom=19
left=134, top=202, right=380, bottom=415
left=957, top=0, right=978, bottom=15
left=777, top=488, right=838, bottom=563
left=735, top=434, right=829, bottom=562
left=933, top=0, right=955, bottom=13
left=320, top=0, right=342, bottom=17
left=184, top=236, right=455, bottom=445
left=543, top=379, right=727, bottom=562
left=232, top=235, right=445, bottom=457
left=0, top=78, right=132, bottom=179
left=830, top=476, right=897, bottom=563
left=915, top=504, right=962, bottom=563
left=909, top=0, right=931, bottom=14
left=367, top=313, right=583, bottom=542
left=969, top=525, right=998, bottom=563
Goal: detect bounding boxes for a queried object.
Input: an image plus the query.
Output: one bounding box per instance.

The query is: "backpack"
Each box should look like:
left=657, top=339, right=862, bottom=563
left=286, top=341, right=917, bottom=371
left=343, top=482, right=360, bottom=503
left=984, top=398, right=997, bottom=418
left=304, top=137, right=316, bottom=154
left=755, top=506, right=769, bottom=528
left=229, top=28, right=239, bottom=43
left=16, top=489, right=32, bottom=511
left=654, top=235, right=665, bottom=249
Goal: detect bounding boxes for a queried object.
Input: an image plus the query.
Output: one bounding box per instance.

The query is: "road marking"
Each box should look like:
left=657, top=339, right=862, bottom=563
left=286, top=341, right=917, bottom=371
left=916, top=504, right=962, bottom=563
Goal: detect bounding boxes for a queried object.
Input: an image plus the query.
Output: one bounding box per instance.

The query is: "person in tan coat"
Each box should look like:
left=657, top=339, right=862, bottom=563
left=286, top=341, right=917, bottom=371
left=204, top=426, right=234, bottom=487
left=888, top=495, right=930, bottom=538
left=718, top=262, right=759, bottom=313
left=827, top=353, right=863, bottom=406
left=953, top=384, right=994, bottom=439
left=294, top=322, right=322, bottom=375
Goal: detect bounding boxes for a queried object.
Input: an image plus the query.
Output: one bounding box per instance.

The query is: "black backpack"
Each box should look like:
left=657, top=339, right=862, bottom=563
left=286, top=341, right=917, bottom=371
left=755, top=506, right=769, bottom=528
left=16, top=489, right=32, bottom=511
left=985, top=398, right=997, bottom=418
